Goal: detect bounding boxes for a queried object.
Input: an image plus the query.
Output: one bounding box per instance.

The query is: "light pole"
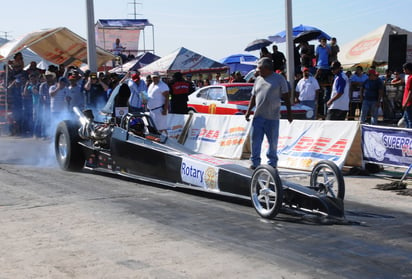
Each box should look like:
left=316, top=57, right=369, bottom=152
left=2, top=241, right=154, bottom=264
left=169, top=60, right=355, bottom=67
left=285, top=0, right=295, bottom=100
left=86, top=0, right=97, bottom=72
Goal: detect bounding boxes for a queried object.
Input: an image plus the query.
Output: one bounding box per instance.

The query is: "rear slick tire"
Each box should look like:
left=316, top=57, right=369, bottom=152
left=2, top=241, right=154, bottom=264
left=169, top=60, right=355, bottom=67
left=55, top=120, right=84, bottom=171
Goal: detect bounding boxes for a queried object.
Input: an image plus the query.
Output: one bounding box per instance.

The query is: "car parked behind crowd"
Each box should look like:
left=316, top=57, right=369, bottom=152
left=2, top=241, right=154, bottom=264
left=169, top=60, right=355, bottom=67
left=187, top=83, right=314, bottom=119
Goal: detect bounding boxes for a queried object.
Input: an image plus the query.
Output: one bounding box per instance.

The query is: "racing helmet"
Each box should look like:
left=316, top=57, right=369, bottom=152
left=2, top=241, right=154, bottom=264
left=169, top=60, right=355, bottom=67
left=129, top=117, right=145, bottom=136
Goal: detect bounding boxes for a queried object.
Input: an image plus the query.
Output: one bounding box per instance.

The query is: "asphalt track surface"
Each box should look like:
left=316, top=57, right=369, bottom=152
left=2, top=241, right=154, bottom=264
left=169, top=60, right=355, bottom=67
left=0, top=136, right=411, bottom=279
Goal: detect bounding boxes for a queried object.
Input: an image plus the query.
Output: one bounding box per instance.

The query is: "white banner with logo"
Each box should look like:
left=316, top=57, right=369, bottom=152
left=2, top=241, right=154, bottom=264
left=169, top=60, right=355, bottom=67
left=259, top=120, right=359, bottom=170
left=183, top=114, right=251, bottom=159
left=180, top=156, right=220, bottom=190
left=166, top=114, right=358, bottom=170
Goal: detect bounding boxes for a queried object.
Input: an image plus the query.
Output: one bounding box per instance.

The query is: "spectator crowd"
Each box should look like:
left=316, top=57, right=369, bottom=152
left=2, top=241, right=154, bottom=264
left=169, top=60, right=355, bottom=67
left=258, top=37, right=411, bottom=127
left=1, top=37, right=411, bottom=141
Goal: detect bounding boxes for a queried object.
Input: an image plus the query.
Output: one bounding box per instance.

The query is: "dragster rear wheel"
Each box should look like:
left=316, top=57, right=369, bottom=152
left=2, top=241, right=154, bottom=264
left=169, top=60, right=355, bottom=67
left=310, top=160, right=345, bottom=200
left=55, top=120, right=85, bottom=171
left=250, top=165, right=283, bottom=219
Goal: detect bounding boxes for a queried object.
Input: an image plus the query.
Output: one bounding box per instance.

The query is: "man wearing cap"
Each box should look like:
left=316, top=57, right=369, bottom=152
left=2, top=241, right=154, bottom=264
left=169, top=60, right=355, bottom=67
left=295, top=67, right=320, bottom=119
left=359, top=69, right=384, bottom=125
left=132, top=71, right=147, bottom=111
left=326, top=61, right=350, bottom=120
left=120, top=71, right=147, bottom=113
left=147, top=72, right=170, bottom=134
left=245, top=57, right=292, bottom=170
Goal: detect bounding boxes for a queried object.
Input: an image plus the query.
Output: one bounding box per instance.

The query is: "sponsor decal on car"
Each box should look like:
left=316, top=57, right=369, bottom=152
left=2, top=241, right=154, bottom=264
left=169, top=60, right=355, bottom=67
left=181, top=157, right=219, bottom=190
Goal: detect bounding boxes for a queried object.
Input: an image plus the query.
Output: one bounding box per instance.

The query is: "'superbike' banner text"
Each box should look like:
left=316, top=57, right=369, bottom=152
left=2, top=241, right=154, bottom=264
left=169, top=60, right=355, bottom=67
left=362, top=125, right=412, bottom=167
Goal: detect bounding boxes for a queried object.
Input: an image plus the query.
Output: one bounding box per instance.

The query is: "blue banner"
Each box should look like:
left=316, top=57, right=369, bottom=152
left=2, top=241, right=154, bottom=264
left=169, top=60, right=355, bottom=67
left=362, top=125, right=412, bottom=167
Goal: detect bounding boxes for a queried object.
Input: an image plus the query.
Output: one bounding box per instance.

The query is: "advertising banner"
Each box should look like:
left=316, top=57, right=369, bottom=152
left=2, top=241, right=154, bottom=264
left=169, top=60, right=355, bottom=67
left=362, top=125, right=412, bottom=167
left=260, top=120, right=359, bottom=171
left=167, top=113, right=190, bottom=140
left=183, top=114, right=251, bottom=159
left=180, top=156, right=219, bottom=190
left=176, top=114, right=358, bottom=170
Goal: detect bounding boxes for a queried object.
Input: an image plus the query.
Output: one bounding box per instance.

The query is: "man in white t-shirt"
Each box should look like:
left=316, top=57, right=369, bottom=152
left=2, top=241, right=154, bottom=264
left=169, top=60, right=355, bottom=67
left=295, top=67, right=320, bottom=119
left=147, top=72, right=170, bottom=134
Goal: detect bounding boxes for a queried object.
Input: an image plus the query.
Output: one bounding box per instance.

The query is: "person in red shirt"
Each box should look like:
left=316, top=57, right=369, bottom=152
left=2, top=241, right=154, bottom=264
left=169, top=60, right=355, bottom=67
left=169, top=72, right=193, bottom=114
left=402, top=62, right=412, bottom=128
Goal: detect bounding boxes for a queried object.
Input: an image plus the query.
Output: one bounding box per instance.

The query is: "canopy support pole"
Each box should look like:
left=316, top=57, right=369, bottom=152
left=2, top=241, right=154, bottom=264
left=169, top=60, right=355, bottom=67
left=285, top=0, right=295, bottom=100
left=86, top=0, right=97, bottom=72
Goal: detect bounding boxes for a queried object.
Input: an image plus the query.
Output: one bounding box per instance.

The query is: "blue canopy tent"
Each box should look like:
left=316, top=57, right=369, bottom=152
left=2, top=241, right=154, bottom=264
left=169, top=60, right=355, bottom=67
left=268, top=24, right=331, bottom=43
left=219, top=53, right=258, bottom=75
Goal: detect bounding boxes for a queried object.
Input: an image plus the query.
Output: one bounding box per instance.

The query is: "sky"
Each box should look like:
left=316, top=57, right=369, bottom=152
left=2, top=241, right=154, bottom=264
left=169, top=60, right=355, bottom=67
left=1, top=0, right=412, bottom=62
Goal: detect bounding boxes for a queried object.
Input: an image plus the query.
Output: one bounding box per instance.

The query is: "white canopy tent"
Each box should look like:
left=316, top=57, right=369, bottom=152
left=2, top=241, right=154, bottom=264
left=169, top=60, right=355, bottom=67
left=0, top=27, right=114, bottom=67
left=339, top=24, right=412, bottom=68
left=138, top=47, right=228, bottom=76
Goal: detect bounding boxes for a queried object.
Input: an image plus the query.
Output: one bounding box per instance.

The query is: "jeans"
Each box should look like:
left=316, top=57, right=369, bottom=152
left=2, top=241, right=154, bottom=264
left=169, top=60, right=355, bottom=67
left=404, top=106, right=412, bottom=128
left=250, top=117, right=280, bottom=167
left=360, top=100, right=379, bottom=125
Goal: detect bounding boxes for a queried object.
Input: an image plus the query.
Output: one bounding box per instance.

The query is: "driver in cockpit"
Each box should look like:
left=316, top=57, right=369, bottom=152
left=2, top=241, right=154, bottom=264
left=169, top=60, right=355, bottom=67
left=129, top=117, right=146, bottom=137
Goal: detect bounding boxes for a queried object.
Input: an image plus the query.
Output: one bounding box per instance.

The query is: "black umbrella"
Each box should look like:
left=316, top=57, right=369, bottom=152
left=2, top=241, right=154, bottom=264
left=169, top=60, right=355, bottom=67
left=244, top=38, right=272, bottom=52
left=293, top=30, right=322, bottom=44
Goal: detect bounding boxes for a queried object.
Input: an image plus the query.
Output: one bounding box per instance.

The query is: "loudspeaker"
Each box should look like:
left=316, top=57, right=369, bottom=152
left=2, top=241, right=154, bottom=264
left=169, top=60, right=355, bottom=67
left=388, top=34, right=407, bottom=72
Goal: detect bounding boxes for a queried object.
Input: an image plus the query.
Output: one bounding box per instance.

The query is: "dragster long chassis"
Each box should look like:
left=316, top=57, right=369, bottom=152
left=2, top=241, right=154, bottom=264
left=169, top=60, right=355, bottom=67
left=71, top=126, right=345, bottom=220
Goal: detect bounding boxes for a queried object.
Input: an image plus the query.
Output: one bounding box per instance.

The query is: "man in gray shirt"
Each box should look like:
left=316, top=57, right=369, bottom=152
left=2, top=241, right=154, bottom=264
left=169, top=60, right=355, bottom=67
left=245, top=57, right=293, bottom=169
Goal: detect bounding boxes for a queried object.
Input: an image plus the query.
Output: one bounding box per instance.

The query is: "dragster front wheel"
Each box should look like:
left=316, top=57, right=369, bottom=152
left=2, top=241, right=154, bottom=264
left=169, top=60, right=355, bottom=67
left=310, top=160, right=345, bottom=200
left=250, top=165, right=283, bottom=219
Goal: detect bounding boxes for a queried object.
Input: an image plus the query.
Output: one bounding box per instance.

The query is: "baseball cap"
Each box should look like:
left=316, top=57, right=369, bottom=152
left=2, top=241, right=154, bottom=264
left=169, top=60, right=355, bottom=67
left=303, top=67, right=310, bottom=72
left=45, top=71, right=56, bottom=78
left=368, top=69, right=378, bottom=76
left=152, top=71, right=160, bottom=77
left=131, top=73, right=140, bottom=80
